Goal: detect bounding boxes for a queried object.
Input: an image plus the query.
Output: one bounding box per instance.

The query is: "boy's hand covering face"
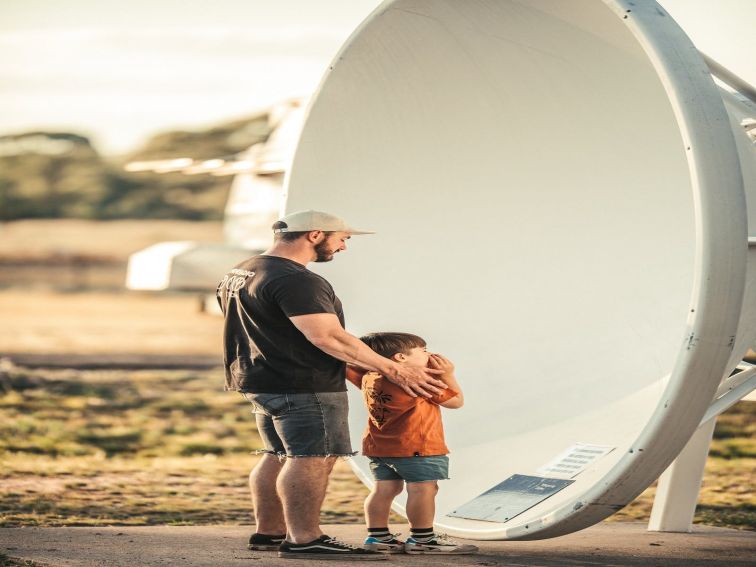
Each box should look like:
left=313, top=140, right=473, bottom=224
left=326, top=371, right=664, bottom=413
left=428, top=353, right=454, bottom=373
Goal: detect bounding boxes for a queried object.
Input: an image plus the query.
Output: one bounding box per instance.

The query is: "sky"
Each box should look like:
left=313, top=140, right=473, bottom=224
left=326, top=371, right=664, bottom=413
left=1, top=0, right=754, bottom=156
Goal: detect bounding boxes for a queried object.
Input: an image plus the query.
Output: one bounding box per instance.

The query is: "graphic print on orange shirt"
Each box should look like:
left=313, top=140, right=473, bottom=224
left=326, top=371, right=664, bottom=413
left=365, top=385, right=393, bottom=425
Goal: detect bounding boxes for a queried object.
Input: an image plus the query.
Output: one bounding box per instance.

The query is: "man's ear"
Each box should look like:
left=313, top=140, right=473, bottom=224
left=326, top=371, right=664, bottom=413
left=392, top=353, right=406, bottom=362
left=306, top=230, right=324, bottom=243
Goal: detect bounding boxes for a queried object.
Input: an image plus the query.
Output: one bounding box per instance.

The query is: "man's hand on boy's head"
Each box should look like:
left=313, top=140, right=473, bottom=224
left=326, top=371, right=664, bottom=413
left=387, top=364, right=447, bottom=398
left=428, top=353, right=454, bottom=373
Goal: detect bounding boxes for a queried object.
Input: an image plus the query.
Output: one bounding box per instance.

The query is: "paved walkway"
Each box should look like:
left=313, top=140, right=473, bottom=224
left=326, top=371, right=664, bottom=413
left=1, top=522, right=754, bottom=566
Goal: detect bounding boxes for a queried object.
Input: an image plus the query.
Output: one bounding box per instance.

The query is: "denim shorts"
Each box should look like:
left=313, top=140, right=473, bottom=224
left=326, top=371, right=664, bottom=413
left=369, top=455, right=449, bottom=483
left=242, top=391, right=354, bottom=457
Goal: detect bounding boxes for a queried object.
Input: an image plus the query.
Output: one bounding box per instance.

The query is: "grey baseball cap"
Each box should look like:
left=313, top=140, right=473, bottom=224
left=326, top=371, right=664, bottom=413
left=273, top=210, right=375, bottom=235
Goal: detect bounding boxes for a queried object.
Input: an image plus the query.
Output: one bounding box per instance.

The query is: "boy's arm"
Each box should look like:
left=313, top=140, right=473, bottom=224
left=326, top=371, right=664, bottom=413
left=346, top=365, right=365, bottom=389
left=429, top=354, right=464, bottom=408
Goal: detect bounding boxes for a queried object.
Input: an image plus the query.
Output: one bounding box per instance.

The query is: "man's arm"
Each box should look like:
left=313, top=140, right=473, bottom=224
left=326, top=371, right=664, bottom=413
left=289, top=313, right=446, bottom=398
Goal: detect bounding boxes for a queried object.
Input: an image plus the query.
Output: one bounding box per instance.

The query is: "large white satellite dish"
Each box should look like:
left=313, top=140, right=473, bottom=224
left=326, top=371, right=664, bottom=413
left=284, top=0, right=756, bottom=539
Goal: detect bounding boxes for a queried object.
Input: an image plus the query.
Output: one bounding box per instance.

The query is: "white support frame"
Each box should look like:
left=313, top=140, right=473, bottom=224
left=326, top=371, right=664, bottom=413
left=648, top=362, right=756, bottom=532
left=649, top=54, right=756, bottom=530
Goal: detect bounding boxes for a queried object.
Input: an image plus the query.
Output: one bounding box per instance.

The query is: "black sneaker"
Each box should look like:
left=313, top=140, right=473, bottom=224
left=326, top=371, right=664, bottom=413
left=247, top=532, right=286, bottom=551
left=278, top=535, right=387, bottom=560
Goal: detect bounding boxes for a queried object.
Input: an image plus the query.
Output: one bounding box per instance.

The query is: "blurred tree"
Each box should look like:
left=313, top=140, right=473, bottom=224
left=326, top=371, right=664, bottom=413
left=0, top=112, right=271, bottom=221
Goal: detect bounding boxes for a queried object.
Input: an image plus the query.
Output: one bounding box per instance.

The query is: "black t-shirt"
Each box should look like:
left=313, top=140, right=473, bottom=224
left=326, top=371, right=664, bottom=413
left=216, top=255, right=346, bottom=393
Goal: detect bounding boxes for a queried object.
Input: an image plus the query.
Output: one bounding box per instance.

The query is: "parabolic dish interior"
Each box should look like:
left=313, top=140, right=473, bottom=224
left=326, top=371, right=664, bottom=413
left=284, top=0, right=754, bottom=539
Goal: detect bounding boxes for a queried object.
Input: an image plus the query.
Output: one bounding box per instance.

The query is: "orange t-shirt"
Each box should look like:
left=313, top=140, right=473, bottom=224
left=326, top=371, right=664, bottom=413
left=347, top=367, right=459, bottom=457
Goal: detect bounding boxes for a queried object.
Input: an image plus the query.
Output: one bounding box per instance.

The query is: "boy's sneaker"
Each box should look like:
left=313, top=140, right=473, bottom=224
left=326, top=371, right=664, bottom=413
left=278, top=535, right=387, bottom=560
left=247, top=532, right=285, bottom=551
left=405, top=534, right=479, bottom=554
left=363, top=533, right=406, bottom=553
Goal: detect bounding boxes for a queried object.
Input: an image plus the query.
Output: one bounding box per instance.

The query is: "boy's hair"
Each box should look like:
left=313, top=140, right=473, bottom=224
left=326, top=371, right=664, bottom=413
left=360, top=332, right=426, bottom=359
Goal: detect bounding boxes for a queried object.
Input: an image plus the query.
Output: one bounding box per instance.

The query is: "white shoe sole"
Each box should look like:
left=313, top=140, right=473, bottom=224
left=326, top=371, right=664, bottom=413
left=363, top=543, right=405, bottom=553
left=277, top=551, right=387, bottom=560
left=405, top=545, right=479, bottom=554
left=247, top=544, right=281, bottom=551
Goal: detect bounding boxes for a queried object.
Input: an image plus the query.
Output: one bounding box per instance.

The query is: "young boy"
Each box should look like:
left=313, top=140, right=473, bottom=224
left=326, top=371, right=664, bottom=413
left=347, top=332, right=478, bottom=555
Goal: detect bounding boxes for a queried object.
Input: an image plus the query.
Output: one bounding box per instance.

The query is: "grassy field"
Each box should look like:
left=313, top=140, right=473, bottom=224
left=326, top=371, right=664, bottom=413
left=0, top=360, right=752, bottom=530
left=0, top=554, right=39, bottom=567
left=0, top=363, right=372, bottom=527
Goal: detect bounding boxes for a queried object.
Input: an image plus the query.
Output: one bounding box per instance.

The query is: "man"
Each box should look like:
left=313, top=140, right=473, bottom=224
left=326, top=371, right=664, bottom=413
left=217, top=209, right=446, bottom=561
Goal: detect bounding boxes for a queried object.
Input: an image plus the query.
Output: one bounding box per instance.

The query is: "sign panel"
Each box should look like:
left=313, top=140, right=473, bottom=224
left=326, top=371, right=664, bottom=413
left=447, top=474, right=574, bottom=523
left=536, top=443, right=615, bottom=478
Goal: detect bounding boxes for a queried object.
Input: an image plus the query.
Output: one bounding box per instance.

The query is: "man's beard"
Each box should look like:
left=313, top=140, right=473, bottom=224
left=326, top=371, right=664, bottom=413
left=314, top=240, right=335, bottom=262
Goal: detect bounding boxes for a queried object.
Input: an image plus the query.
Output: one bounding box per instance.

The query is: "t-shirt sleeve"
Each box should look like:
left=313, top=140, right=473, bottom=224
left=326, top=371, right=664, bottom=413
left=267, top=272, right=338, bottom=318
left=430, top=386, right=459, bottom=406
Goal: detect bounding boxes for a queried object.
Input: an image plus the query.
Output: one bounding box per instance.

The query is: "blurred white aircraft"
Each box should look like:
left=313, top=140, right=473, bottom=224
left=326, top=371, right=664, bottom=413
left=124, top=98, right=306, bottom=297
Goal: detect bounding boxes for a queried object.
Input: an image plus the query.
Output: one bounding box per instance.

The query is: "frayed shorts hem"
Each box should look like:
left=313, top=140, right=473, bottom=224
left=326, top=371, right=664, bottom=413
left=252, top=449, right=357, bottom=459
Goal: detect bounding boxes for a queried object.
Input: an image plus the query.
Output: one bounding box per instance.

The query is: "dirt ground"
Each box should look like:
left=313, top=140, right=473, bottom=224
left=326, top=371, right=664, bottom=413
left=2, top=523, right=755, bottom=567
left=0, top=290, right=222, bottom=356
left=0, top=219, right=223, bottom=261
left=0, top=219, right=225, bottom=357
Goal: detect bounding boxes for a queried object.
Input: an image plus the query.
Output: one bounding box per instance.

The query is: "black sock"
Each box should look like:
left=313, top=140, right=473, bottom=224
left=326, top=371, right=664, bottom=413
left=410, top=527, right=434, bottom=542
left=367, top=527, right=392, bottom=540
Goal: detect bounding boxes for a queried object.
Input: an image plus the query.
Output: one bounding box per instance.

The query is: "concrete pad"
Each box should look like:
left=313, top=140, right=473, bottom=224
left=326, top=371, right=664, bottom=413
left=1, top=522, right=754, bottom=566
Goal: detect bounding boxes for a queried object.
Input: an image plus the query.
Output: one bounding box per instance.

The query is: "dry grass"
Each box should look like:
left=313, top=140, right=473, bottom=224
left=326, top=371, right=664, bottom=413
left=0, top=554, right=41, bottom=566
left=611, top=401, right=756, bottom=529
left=0, top=364, right=370, bottom=527
left=0, top=362, right=751, bottom=530
left=0, top=453, right=367, bottom=527
left=0, top=290, right=222, bottom=356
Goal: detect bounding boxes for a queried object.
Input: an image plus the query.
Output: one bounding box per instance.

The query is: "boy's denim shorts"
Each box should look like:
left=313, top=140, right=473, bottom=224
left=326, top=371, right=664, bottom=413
left=242, top=391, right=354, bottom=458
left=368, top=455, right=449, bottom=483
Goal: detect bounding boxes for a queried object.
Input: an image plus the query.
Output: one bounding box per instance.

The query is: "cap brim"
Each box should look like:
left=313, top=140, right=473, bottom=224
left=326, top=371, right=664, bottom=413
left=346, top=229, right=375, bottom=235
